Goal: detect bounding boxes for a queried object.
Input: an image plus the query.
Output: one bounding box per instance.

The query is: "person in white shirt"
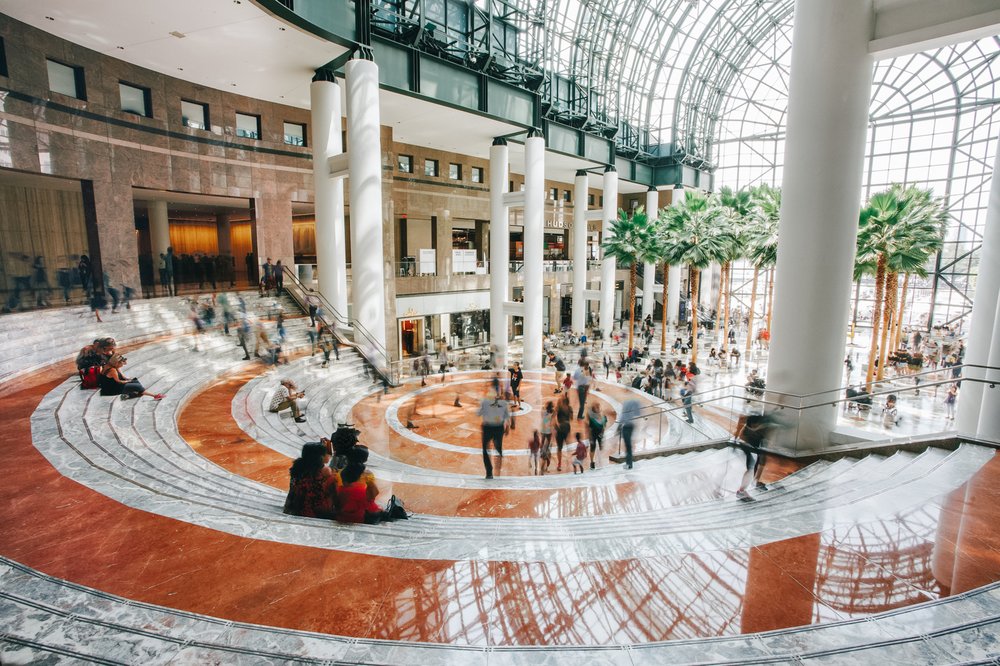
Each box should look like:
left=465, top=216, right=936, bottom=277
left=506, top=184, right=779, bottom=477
left=573, top=361, right=592, bottom=419
left=270, top=379, right=306, bottom=423
left=477, top=381, right=510, bottom=479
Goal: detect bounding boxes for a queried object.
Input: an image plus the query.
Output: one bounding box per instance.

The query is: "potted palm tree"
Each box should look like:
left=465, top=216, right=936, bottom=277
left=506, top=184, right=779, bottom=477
left=657, top=191, right=734, bottom=363
left=744, top=184, right=780, bottom=359
left=602, top=206, right=657, bottom=353
left=856, top=184, right=947, bottom=386
left=715, top=186, right=754, bottom=349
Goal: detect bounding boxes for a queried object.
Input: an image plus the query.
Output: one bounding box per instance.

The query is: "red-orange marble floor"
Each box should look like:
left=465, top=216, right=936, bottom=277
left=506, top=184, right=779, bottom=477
left=3, top=359, right=1000, bottom=645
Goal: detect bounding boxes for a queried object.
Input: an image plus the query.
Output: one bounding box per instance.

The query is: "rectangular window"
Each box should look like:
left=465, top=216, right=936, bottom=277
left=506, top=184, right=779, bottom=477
left=398, top=154, right=413, bottom=173
left=236, top=112, right=261, bottom=139
left=550, top=187, right=559, bottom=201
left=46, top=58, right=86, bottom=100
left=599, top=195, right=604, bottom=206
left=449, top=163, right=462, bottom=180
left=181, top=99, right=209, bottom=130
left=283, top=121, right=306, bottom=146
left=0, top=37, right=8, bottom=78
left=563, top=190, right=572, bottom=202
left=588, top=194, right=595, bottom=206
left=424, top=158, right=439, bottom=177
left=119, top=82, right=152, bottom=117
left=471, top=166, right=484, bottom=183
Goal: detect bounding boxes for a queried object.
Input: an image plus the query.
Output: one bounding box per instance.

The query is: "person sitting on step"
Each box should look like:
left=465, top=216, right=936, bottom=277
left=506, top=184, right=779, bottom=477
left=270, top=379, right=306, bottom=423
left=283, top=442, right=340, bottom=519
left=99, top=354, right=164, bottom=400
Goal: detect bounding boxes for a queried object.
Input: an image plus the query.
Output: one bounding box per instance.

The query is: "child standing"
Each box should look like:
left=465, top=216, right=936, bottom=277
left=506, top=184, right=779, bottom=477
left=529, top=430, right=541, bottom=475
left=945, top=383, right=958, bottom=420
left=572, top=433, right=587, bottom=474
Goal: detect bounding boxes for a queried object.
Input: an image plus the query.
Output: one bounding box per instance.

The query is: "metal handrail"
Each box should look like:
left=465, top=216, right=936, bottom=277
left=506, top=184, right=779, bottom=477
left=279, top=266, right=396, bottom=385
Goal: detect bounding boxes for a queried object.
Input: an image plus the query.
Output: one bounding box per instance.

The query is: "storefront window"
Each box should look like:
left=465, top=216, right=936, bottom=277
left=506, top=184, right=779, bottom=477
left=450, top=310, right=489, bottom=349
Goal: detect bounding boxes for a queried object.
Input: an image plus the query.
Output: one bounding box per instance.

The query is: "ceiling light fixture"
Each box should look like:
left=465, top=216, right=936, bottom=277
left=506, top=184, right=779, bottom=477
left=44, top=16, right=54, bottom=20
left=169, top=31, right=186, bottom=39
left=116, top=46, right=125, bottom=50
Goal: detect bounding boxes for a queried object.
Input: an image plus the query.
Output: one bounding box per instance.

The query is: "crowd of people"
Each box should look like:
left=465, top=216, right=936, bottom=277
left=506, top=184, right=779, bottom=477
left=282, top=423, right=407, bottom=524
left=75, top=337, right=164, bottom=400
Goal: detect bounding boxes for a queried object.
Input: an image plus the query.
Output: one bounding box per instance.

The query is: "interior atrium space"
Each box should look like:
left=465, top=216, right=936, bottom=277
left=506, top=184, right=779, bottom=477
left=1, top=0, right=1000, bottom=663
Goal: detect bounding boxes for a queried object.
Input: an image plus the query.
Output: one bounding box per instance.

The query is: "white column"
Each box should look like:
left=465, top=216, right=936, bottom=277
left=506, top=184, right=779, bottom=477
left=489, top=139, right=510, bottom=364
left=977, top=289, right=1000, bottom=441
left=310, top=75, right=348, bottom=316
left=667, top=264, right=681, bottom=328
left=522, top=133, right=545, bottom=370
left=957, top=136, right=1000, bottom=434
left=766, top=0, right=874, bottom=452
left=572, top=171, right=589, bottom=333
left=642, top=187, right=658, bottom=322
left=149, top=200, right=170, bottom=259
left=345, top=59, right=387, bottom=359
left=598, top=167, right=619, bottom=342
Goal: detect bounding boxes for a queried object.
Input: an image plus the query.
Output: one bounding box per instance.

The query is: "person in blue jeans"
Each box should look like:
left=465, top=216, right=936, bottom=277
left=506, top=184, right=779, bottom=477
left=680, top=381, right=695, bottom=423
left=619, top=399, right=641, bottom=470
left=477, top=383, right=510, bottom=479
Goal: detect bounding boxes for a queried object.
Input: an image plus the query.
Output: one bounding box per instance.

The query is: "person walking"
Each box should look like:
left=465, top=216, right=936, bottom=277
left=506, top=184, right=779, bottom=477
left=554, top=393, right=572, bottom=471
left=509, top=362, right=523, bottom=409
left=619, top=399, right=640, bottom=469
left=477, top=383, right=510, bottom=479
left=587, top=402, right=607, bottom=470
left=573, top=360, right=592, bottom=419
left=553, top=355, right=566, bottom=394
left=945, top=383, right=958, bottom=420
left=164, top=247, right=176, bottom=296
left=680, top=380, right=695, bottom=423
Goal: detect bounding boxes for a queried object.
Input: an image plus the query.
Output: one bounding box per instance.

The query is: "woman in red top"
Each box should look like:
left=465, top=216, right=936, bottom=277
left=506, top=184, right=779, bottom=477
left=283, top=443, right=339, bottom=518
left=336, top=445, right=383, bottom=524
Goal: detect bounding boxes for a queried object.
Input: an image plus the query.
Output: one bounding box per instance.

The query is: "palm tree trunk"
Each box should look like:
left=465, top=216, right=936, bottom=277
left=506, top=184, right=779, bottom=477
left=893, top=273, right=910, bottom=351
left=660, top=262, right=669, bottom=353
left=765, top=267, right=775, bottom=333
left=714, top=262, right=725, bottom=341
left=744, top=265, right=759, bottom=358
left=690, top=265, right=700, bottom=363
left=877, top=271, right=898, bottom=381
left=627, top=262, right=637, bottom=352
left=865, top=255, right=887, bottom=387
left=720, top=262, right=731, bottom=351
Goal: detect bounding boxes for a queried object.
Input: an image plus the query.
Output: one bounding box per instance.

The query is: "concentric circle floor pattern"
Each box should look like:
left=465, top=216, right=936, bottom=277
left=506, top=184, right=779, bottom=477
left=2, top=312, right=1000, bottom=663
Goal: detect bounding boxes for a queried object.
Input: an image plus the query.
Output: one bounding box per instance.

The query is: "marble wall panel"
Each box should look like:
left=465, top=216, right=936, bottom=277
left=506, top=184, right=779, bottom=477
left=252, top=191, right=294, bottom=270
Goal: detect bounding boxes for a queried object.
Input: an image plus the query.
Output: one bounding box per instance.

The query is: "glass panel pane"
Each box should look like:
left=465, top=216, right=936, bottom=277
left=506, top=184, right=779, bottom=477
left=283, top=122, right=305, bottom=146
left=236, top=113, right=260, bottom=139
left=47, top=60, right=78, bottom=98
left=181, top=100, right=207, bottom=130
left=119, top=83, right=148, bottom=116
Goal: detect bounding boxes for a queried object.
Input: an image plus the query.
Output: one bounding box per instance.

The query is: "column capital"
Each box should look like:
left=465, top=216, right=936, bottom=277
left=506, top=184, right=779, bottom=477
left=527, top=127, right=543, bottom=138
left=604, top=165, right=617, bottom=174
left=312, top=68, right=337, bottom=83
left=647, top=185, right=658, bottom=192
left=576, top=169, right=589, bottom=178
left=352, top=45, right=375, bottom=62
left=492, top=137, right=508, bottom=146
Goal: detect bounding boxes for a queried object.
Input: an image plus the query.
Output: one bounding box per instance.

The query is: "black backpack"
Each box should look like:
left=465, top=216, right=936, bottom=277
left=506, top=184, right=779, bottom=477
left=385, top=495, right=410, bottom=520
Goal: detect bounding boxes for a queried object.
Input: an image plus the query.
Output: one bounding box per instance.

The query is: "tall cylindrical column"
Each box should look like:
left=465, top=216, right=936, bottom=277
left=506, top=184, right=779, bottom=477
left=522, top=133, right=545, bottom=370
left=149, top=200, right=170, bottom=259
left=667, top=264, right=681, bottom=328
left=957, top=136, right=1000, bottom=434
left=977, top=288, right=1000, bottom=441
left=345, top=59, right=387, bottom=360
left=642, top=187, right=658, bottom=322
left=765, top=0, right=874, bottom=452
left=311, top=75, right=348, bottom=316
left=572, top=171, right=589, bottom=333
left=489, top=139, right=510, bottom=365
left=598, top=167, right=619, bottom=342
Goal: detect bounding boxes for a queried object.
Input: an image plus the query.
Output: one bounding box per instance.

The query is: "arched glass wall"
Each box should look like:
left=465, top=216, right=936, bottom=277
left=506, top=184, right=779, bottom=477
left=711, top=21, right=1000, bottom=333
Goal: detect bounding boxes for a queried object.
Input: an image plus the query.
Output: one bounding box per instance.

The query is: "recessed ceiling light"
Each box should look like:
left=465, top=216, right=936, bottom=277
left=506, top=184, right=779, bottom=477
left=44, top=16, right=54, bottom=20
left=116, top=46, right=125, bottom=50
left=279, top=26, right=286, bottom=31
left=169, top=31, right=186, bottom=39
left=231, top=83, right=237, bottom=87
left=177, top=67, right=184, bottom=71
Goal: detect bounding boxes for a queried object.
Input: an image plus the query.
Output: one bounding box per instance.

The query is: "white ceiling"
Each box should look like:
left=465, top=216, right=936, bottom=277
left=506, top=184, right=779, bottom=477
left=2, top=0, right=658, bottom=191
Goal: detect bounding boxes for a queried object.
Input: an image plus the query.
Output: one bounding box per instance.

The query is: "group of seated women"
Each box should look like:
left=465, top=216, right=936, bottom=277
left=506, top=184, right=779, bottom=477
left=283, top=427, right=401, bottom=524
left=75, top=337, right=164, bottom=400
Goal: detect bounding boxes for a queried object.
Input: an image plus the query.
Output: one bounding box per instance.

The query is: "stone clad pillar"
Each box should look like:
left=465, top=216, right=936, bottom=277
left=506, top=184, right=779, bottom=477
left=957, top=136, right=1000, bottom=436
left=598, top=167, right=619, bottom=342
left=642, top=187, right=658, bottom=322
left=522, top=132, right=545, bottom=370
left=149, top=200, right=170, bottom=260
left=489, top=139, right=510, bottom=365
left=310, top=72, right=348, bottom=316
left=667, top=264, right=681, bottom=328
left=765, top=0, right=874, bottom=452
left=345, top=58, right=388, bottom=360
left=572, top=170, right=589, bottom=334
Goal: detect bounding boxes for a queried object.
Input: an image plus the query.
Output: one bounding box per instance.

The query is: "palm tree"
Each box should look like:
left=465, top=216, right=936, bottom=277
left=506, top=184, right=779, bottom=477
left=715, top=186, right=753, bottom=350
left=602, top=206, right=657, bottom=353
left=657, top=191, right=734, bottom=363
left=856, top=184, right=947, bottom=386
left=744, top=184, right=780, bottom=358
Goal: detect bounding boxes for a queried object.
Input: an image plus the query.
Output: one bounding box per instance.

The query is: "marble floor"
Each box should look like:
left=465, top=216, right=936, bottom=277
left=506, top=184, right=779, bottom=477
left=1, top=316, right=999, bottom=663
